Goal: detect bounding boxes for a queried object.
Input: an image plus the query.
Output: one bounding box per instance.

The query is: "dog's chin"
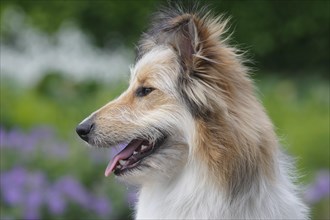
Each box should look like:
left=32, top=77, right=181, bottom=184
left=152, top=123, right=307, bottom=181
left=115, top=140, right=189, bottom=186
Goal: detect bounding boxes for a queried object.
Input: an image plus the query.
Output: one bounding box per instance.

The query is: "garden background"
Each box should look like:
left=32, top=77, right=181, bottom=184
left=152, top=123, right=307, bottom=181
left=0, top=0, right=329, bottom=219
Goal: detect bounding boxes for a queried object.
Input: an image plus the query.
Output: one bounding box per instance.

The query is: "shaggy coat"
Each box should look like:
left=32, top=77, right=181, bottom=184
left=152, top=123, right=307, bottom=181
left=77, top=7, right=309, bottom=219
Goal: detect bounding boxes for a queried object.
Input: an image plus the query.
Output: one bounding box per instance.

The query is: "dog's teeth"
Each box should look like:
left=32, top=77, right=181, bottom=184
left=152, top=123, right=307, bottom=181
left=116, top=165, right=121, bottom=169
left=141, top=145, right=148, bottom=151
left=133, top=151, right=138, bottom=155
left=119, top=160, right=126, bottom=165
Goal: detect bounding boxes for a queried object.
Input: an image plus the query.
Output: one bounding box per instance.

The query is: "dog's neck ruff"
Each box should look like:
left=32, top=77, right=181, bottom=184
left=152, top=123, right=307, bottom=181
left=135, top=150, right=307, bottom=219
left=136, top=162, right=223, bottom=219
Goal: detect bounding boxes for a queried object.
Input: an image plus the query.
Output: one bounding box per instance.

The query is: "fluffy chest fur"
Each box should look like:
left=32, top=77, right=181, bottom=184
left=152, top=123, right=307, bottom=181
left=136, top=153, right=307, bottom=219
left=136, top=164, right=225, bottom=219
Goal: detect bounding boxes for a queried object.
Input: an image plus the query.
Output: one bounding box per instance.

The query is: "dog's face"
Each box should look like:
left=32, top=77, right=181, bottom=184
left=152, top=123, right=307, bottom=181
left=76, top=11, right=251, bottom=186
left=77, top=46, right=194, bottom=184
left=76, top=12, right=224, bottom=185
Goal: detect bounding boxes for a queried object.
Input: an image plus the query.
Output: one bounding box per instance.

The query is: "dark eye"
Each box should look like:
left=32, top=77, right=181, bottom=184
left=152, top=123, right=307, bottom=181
left=136, top=87, right=154, bottom=97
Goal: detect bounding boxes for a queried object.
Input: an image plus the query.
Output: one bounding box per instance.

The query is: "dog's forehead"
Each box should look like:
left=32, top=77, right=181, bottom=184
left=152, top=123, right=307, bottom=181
left=130, top=46, right=179, bottom=87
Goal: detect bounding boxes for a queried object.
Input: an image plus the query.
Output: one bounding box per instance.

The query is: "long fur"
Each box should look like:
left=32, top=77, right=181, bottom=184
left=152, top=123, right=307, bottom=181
left=79, top=6, right=309, bottom=219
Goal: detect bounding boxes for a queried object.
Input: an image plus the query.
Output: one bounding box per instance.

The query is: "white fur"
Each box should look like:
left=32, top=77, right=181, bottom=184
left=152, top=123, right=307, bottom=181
left=136, top=150, right=308, bottom=219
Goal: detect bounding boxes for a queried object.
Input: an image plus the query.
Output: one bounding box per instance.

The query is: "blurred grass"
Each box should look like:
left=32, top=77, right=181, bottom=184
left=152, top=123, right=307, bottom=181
left=257, top=75, right=329, bottom=180
left=256, top=74, right=329, bottom=220
left=0, top=73, right=127, bottom=138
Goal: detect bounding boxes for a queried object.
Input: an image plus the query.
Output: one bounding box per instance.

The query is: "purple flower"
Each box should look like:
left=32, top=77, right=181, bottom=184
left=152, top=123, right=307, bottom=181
left=305, top=170, right=330, bottom=204
left=91, top=196, right=111, bottom=217
left=0, top=125, right=69, bottom=159
left=0, top=167, right=47, bottom=219
left=5, top=128, right=25, bottom=148
left=26, top=171, right=47, bottom=190
left=0, top=167, right=27, bottom=205
left=45, top=186, right=66, bottom=215
left=23, top=191, right=43, bottom=220
left=0, top=125, right=117, bottom=218
left=0, top=126, right=7, bottom=147
left=42, top=142, right=68, bottom=159
left=30, top=126, right=55, bottom=141
left=55, top=176, right=90, bottom=207
left=0, top=127, right=36, bottom=152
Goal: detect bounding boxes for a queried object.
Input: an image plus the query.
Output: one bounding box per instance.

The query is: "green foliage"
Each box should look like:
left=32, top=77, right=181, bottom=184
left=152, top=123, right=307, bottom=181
left=257, top=75, right=329, bottom=177
left=1, top=0, right=329, bottom=74
left=0, top=73, right=127, bottom=138
left=0, top=0, right=159, bottom=48
left=215, top=0, right=330, bottom=74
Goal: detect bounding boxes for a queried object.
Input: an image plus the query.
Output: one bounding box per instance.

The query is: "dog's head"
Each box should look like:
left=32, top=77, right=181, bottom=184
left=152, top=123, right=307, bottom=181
left=77, top=45, right=193, bottom=184
left=76, top=9, right=255, bottom=185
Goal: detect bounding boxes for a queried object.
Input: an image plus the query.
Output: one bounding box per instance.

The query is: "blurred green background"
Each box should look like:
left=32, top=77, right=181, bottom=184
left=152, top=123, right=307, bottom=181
left=0, top=0, right=329, bottom=219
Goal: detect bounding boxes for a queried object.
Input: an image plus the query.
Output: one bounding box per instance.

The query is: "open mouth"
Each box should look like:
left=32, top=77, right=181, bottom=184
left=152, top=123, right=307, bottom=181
left=105, top=137, right=166, bottom=176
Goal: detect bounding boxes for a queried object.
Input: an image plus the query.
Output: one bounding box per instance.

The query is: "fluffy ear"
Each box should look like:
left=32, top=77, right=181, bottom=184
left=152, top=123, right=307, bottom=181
left=137, top=10, right=236, bottom=117
left=137, top=13, right=200, bottom=74
left=166, top=17, right=216, bottom=116
left=170, top=16, right=199, bottom=74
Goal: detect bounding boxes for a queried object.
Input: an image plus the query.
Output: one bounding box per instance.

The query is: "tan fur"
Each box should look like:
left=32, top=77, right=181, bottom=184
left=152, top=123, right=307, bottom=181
left=190, top=15, right=277, bottom=188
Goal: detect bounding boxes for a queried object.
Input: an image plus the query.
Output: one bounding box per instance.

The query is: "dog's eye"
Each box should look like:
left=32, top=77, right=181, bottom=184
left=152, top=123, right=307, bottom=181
left=136, top=87, right=154, bottom=97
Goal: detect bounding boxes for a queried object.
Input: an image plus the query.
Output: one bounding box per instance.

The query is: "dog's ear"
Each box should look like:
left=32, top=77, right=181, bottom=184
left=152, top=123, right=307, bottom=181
left=137, top=14, right=200, bottom=75
left=170, top=16, right=199, bottom=75
left=170, top=16, right=221, bottom=114
left=138, top=11, right=235, bottom=117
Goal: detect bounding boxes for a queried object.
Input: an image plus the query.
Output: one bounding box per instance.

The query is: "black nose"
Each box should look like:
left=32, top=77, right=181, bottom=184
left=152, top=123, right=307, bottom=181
left=76, top=120, right=94, bottom=142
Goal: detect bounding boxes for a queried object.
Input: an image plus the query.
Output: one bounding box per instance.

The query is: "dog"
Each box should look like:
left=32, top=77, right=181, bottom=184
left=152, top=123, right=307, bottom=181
left=76, top=6, right=308, bottom=219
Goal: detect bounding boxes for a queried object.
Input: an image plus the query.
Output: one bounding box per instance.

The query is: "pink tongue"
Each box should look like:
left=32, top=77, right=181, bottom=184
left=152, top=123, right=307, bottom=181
left=105, top=139, right=143, bottom=177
